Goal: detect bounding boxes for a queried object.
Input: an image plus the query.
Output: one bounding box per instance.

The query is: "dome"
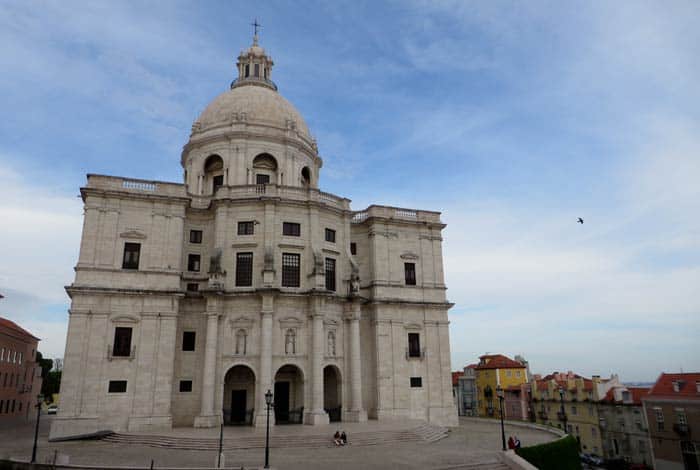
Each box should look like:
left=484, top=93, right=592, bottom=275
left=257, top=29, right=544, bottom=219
left=195, top=85, right=311, bottom=139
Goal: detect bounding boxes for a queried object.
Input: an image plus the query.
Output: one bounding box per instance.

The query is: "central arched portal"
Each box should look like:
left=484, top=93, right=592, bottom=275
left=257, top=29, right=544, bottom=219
left=273, top=364, right=304, bottom=424
left=223, top=365, right=255, bottom=425
left=323, top=365, right=342, bottom=422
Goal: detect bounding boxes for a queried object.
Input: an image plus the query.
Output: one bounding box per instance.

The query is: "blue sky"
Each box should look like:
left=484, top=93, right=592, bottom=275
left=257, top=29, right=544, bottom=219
left=1, top=0, right=698, bottom=382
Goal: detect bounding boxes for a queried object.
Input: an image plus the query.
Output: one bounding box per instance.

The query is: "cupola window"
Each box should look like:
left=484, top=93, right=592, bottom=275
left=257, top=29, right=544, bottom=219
left=301, top=167, right=311, bottom=186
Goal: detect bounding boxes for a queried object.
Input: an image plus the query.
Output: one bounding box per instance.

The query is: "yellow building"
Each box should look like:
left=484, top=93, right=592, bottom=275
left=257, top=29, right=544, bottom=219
left=531, top=371, right=619, bottom=456
left=474, top=354, right=528, bottom=418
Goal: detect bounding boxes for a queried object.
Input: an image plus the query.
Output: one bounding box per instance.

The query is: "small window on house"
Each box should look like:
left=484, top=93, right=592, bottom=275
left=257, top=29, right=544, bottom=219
left=408, top=333, right=421, bottom=358
left=350, top=243, right=357, bottom=255
left=238, top=221, right=255, bottom=235
left=182, top=331, right=196, bottom=351
left=179, top=380, right=193, bottom=392
left=410, top=377, right=422, bottom=388
left=112, top=327, right=133, bottom=357
left=236, top=252, right=253, bottom=287
left=212, top=174, right=224, bottom=192
left=108, top=380, right=127, bottom=393
left=189, top=230, right=203, bottom=244
left=654, top=407, right=664, bottom=430
left=283, top=222, right=301, bottom=236
left=256, top=174, right=270, bottom=185
left=404, top=262, right=416, bottom=285
left=18, top=352, right=22, bottom=364
left=325, top=258, right=336, bottom=291
left=188, top=254, right=201, bottom=272
left=186, top=283, right=199, bottom=292
left=122, top=243, right=141, bottom=270
left=282, top=253, right=300, bottom=287
left=516, top=370, right=521, bottom=377
left=506, top=370, right=512, bottom=377
left=572, top=406, right=577, bottom=415
left=325, top=228, right=336, bottom=243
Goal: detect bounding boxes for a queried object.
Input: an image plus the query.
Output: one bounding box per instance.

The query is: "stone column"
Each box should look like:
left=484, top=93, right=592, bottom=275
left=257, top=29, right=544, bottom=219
left=305, top=298, right=329, bottom=425
left=254, top=305, right=274, bottom=427
left=194, top=311, right=220, bottom=427
left=345, top=302, right=367, bottom=422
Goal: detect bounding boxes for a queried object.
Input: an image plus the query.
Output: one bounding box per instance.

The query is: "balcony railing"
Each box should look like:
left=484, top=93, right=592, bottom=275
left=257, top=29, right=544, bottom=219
left=673, top=423, right=690, bottom=436
left=405, top=348, right=426, bottom=360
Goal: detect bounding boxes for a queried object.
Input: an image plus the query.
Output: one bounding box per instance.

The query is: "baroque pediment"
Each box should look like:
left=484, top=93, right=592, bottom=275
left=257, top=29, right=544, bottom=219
left=400, top=252, right=419, bottom=260
left=120, top=229, right=147, bottom=240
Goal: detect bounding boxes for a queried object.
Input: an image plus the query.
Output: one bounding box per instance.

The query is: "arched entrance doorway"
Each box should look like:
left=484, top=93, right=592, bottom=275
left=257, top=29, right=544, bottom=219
left=223, top=365, right=255, bottom=425
left=273, top=364, right=304, bottom=424
left=323, top=365, right=342, bottom=422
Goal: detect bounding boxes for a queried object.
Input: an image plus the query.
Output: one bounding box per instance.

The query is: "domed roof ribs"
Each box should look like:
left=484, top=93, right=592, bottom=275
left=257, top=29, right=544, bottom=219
left=231, top=23, right=277, bottom=91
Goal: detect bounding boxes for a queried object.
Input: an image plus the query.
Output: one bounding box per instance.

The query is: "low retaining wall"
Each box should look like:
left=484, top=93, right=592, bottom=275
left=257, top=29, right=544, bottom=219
left=0, top=460, right=253, bottom=470
left=460, top=417, right=566, bottom=438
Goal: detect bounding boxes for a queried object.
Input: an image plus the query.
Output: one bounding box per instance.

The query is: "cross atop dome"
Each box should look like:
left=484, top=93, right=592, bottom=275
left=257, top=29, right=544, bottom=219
left=231, top=29, right=277, bottom=91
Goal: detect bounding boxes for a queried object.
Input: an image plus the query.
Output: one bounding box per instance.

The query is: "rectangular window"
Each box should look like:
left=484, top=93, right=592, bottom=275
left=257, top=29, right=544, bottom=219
left=236, top=252, right=254, bottom=287
left=676, top=408, right=687, bottom=425
left=179, top=380, right=193, bottom=392
left=182, top=331, right=196, bottom=351
left=506, top=370, right=512, bottom=377
left=572, top=406, right=577, bottom=415
left=254, top=63, right=260, bottom=77
left=237, top=221, right=255, bottom=235
left=18, top=352, right=22, bottom=364
left=325, top=258, right=336, bottom=291
left=591, top=426, right=597, bottom=437
left=283, top=222, right=301, bottom=236
left=189, top=230, right=203, bottom=244
left=108, top=380, right=127, bottom=393
left=188, top=254, right=201, bottom=272
left=350, top=242, right=357, bottom=255
left=212, top=175, right=224, bottom=192
left=654, top=407, right=664, bottom=431
left=122, top=243, right=141, bottom=270
left=256, top=173, right=270, bottom=185
left=0, top=348, right=3, bottom=361
left=404, top=262, right=416, bottom=285
left=408, top=332, right=421, bottom=358
left=410, top=377, right=422, bottom=388
left=186, top=283, right=199, bottom=292
left=282, top=253, right=300, bottom=287
left=325, top=228, right=336, bottom=243
left=112, top=327, right=133, bottom=357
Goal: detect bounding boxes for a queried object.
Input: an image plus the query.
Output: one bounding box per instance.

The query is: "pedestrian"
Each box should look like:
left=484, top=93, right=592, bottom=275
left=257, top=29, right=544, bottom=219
left=508, top=436, right=515, bottom=449
left=340, top=430, right=348, bottom=445
left=514, top=436, right=521, bottom=449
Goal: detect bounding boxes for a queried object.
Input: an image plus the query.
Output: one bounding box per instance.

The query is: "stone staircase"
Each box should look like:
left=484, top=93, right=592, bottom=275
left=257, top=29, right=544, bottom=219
left=101, top=423, right=449, bottom=451
left=435, top=460, right=509, bottom=470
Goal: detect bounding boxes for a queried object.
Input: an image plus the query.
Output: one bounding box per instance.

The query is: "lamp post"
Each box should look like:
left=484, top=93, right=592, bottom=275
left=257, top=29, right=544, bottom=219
left=264, top=389, right=273, bottom=469
left=496, top=385, right=506, bottom=451
left=559, top=386, right=568, bottom=433
left=31, top=394, right=44, bottom=463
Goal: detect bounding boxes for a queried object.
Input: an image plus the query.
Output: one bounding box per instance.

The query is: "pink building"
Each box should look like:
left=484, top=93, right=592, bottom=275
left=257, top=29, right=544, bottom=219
left=504, top=382, right=532, bottom=421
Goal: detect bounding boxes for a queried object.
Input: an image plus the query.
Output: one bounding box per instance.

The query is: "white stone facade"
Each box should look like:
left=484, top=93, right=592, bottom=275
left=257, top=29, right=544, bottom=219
left=50, top=37, right=458, bottom=439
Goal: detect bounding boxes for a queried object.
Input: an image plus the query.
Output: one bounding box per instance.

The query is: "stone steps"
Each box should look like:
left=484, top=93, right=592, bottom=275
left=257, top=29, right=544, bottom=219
left=101, top=423, right=449, bottom=450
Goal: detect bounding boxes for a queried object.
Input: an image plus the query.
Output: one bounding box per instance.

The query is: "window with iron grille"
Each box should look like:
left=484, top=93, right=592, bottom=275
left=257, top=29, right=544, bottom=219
left=238, top=221, right=254, bottom=235
left=325, top=258, right=336, bottom=291
left=408, top=333, right=421, bottom=358
left=188, top=254, right=201, bottom=272
left=182, top=331, right=196, bottom=351
left=404, top=262, right=416, bottom=285
left=108, top=380, right=127, bottom=393
left=256, top=174, right=270, bottom=185
left=325, top=228, right=336, bottom=243
left=189, top=230, right=203, bottom=244
left=112, top=327, right=132, bottom=357
left=122, top=243, right=140, bottom=270
left=236, top=252, right=253, bottom=286
left=282, top=253, right=300, bottom=287
left=410, top=377, right=422, bottom=388
left=186, top=283, right=199, bottom=292
left=179, top=380, right=193, bottom=392
left=283, top=222, right=301, bottom=236
left=350, top=242, right=357, bottom=255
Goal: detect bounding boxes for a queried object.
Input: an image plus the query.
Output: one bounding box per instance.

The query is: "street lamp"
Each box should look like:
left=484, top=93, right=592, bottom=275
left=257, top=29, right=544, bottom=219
left=559, top=386, right=568, bottom=433
left=264, top=389, right=273, bottom=469
left=496, top=385, right=506, bottom=451
left=31, top=394, right=44, bottom=463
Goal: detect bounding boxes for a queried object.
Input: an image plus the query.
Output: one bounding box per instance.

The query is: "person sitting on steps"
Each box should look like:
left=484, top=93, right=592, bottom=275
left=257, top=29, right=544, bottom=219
left=333, top=430, right=342, bottom=446
left=340, top=430, right=348, bottom=445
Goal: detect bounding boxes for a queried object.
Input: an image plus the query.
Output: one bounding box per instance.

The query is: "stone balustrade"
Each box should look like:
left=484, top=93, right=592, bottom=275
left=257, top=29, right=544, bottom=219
left=351, top=205, right=442, bottom=224
left=86, top=174, right=187, bottom=198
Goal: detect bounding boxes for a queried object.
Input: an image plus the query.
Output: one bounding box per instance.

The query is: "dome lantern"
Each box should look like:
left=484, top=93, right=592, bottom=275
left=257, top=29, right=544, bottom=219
left=231, top=28, right=276, bottom=91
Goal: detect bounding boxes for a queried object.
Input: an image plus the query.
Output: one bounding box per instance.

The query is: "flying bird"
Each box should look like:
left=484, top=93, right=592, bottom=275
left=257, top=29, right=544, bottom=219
left=577, top=218, right=584, bottom=224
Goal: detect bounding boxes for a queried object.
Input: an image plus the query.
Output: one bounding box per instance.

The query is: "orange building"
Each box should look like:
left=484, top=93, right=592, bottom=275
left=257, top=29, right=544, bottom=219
left=0, top=317, right=42, bottom=420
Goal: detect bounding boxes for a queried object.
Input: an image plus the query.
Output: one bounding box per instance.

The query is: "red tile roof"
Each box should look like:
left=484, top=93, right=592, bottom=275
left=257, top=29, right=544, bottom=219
left=646, top=373, right=700, bottom=400
left=629, top=387, right=650, bottom=404
left=452, top=371, right=461, bottom=386
left=466, top=363, right=478, bottom=369
left=475, top=354, right=526, bottom=370
left=0, top=317, right=40, bottom=341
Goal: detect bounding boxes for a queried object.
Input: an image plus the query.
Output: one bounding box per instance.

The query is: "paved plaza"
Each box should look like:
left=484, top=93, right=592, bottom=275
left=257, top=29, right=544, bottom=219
left=0, top=416, right=559, bottom=469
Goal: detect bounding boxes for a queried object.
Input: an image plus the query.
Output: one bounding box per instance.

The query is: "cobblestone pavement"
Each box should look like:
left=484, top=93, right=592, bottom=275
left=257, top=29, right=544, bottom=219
left=0, top=416, right=558, bottom=469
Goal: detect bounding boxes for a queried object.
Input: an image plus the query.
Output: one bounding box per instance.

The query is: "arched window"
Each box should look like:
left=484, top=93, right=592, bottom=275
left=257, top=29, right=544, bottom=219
left=253, top=153, right=278, bottom=185
left=284, top=329, right=296, bottom=355
left=327, top=331, right=336, bottom=356
left=301, top=167, right=311, bottom=186
left=204, top=154, right=224, bottom=194
left=235, top=329, right=247, bottom=355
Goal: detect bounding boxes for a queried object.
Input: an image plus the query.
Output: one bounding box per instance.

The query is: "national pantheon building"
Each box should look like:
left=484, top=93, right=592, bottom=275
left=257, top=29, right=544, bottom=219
left=51, top=35, right=458, bottom=439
